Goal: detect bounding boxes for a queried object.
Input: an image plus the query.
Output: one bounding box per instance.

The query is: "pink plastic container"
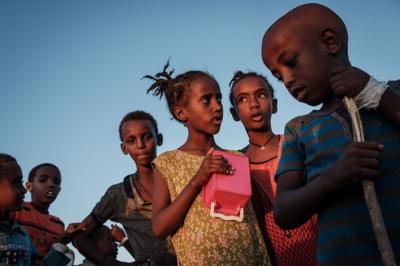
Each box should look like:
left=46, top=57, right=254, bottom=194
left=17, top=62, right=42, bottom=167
left=202, top=150, right=251, bottom=222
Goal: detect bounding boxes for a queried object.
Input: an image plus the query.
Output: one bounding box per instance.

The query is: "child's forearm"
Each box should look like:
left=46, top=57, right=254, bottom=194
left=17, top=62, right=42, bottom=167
left=153, top=178, right=202, bottom=239
left=274, top=170, right=337, bottom=229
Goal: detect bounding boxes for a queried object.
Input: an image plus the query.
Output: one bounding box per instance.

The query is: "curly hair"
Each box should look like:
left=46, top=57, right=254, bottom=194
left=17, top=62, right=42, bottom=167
left=229, top=71, right=275, bottom=108
left=0, top=153, right=17, bottom=179
left=28, top=163, right=61, bottom=182
left=118, top=110, right=159, bottom=141
left=143, top=59, right=218, bottom=122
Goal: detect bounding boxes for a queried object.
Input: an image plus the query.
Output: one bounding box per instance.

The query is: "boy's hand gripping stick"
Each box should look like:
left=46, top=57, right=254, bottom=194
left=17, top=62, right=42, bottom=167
left=343, top=97, right=396, bottom=266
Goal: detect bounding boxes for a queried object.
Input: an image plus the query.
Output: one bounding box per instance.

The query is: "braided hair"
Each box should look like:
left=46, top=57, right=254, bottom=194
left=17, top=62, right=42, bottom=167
left=229, top=71, right=274, bottom=108
left=143, top=60, right=218, bottom=122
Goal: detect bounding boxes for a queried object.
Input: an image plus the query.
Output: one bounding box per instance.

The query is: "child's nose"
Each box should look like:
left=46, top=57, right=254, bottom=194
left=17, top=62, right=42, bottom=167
left=249, top=97, right=260, bottom=109
left=282, top=69, right=295, bottom=89
left=137, top=139, right=145, bottom=149
left=212, top=100, right=222, bottom=112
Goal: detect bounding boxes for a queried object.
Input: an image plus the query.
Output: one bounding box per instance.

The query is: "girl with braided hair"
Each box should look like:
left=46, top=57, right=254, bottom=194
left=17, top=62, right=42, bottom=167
left=144, top=61, right=270, bottom=265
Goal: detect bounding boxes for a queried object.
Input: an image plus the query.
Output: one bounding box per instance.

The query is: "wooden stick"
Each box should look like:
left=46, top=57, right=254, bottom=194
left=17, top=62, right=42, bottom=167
left=343, top=97, right=396, bottom=266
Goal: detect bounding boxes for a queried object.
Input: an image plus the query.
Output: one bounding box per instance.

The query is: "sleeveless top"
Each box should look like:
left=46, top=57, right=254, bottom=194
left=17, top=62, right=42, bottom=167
left=250, top=136, right=317, bottom=266
left=153, top=149, right=270, bottom=266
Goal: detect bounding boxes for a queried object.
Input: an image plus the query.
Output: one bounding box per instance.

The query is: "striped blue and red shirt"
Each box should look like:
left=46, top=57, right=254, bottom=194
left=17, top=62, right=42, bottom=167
left=276, top=81, right=400, bottom=265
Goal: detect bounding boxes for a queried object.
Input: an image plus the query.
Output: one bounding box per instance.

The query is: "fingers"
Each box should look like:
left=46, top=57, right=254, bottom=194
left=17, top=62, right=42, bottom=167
left=205, top=154, right=235, bottom=174
left=342, top=142, right=383, bottom=180
left=74, top=222, right=87, bottom=232
left=348, top=141, right=384, bottom=152
left=330, top=66, right=370, bottom=98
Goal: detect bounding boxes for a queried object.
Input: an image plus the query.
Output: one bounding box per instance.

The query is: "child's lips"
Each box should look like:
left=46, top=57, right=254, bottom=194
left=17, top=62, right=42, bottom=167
left=250, top=112, right=263, bottom=122
left=46, top=190, right=56, bottom=198
left=137, top=153, right=151, bottom=160
left=296, top=89, right=307, bottom=102
left=290, top=86, right=306, bottom=101
left=212, top=116, right=222, bottom=125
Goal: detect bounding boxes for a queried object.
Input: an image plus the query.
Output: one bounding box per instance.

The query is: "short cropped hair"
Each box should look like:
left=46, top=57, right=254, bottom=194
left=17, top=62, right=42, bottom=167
left=118, top=110, right=159, bottom=141
left=28, top=163, right=61, bottom=182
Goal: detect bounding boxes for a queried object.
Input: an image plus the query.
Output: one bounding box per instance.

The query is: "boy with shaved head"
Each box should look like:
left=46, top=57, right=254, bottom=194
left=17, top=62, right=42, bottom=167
left=262, top=3, right=400, bottom=265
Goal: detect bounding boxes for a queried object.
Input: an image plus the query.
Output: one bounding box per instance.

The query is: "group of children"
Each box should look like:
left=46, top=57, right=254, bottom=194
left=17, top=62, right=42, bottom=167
left=1, top=3, right=399, bottom=266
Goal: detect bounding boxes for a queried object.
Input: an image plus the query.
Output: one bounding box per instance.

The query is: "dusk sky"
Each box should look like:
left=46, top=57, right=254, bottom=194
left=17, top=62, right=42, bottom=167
left=1, top=0, right=399, bottom=262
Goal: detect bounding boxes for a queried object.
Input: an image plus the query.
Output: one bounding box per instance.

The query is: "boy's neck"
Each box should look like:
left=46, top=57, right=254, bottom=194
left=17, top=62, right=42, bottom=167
left=30, top=201, right=50, bottom=214
left=135, top=165, right=154, bottom=180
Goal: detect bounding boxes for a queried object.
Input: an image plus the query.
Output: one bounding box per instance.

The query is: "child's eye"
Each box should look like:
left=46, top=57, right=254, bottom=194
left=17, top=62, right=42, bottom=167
left=237, top=96, right=247, bottom=103
left=126, top=139, right=135, bottom=144
left=144, top=134, right=153, bottom=140
left=201, top=97, right=210, bottom=104
left=258, top=92, right=268, bottom=99
left=52, top=177, right=61, bottom=185
left=285, top=56, right=297, bottom=68
left=216, top=95, right=222, bottom=103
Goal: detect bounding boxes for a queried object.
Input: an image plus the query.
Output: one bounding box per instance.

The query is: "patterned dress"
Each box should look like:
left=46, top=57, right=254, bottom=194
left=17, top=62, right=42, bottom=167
left=153, top=149, right=270, bottom=266
left=250, top=135, right=317, bottom=266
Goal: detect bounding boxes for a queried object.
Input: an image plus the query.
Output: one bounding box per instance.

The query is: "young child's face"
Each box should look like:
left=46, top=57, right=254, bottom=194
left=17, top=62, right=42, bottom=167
left=27, top=165, right=61, bottom=206
left=0, top=162, right=26, bottom=212
left=120, top=119, right=160, bottom=168
left=232, top=76, right=275, bottom=132
left=183, top=76, right=223, bottom=135
left=262, top=27, right=334, bottom=106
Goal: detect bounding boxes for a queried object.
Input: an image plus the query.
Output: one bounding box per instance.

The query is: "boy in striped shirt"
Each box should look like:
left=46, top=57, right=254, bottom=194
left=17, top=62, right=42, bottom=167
left=262, top=3, right=400, bottom=265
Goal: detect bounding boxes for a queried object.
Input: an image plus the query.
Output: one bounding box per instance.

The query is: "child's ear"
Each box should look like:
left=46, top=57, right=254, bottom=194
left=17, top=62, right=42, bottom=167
left=157, top=133, right=163, bottom=146
left=120, top=143, right=128, bottom=155
left=320, top=28, right=341, bottom=55
left=272, top=98, right=278, bottom=114
left=26, top=181, right=32, bottom=192
left=229, top=107, right=240, bottom=122
left=173, top=105, right=188, bottom=123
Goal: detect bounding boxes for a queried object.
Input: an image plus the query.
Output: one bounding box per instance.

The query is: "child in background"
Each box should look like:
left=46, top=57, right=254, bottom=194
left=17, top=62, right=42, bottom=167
left=144, top=61, right=269, bottom=265
left=229, top=71, right=317, bottom=266
left=76, top=225, right=118, bottom=266
left=0, top=153, right=72, bottom=265
left=262, top=3, right=400, bottom=265
left=12, top=163, right=64, bottom=259
left=73, top=111, right=176, bottom=266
